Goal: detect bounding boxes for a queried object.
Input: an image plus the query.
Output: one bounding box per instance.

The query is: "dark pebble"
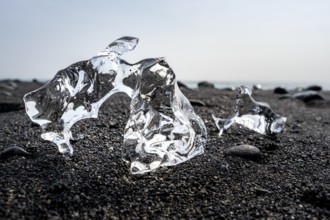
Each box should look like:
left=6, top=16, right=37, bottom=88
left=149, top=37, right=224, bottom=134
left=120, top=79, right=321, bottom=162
left=109, top=120, right=118, bottom=128
left=255, top=186, right=271, bottom=195
left=219, top=161, right=229, bottom=173
left=198, top=81, right=214, bottom=89
left=305, top=85, right=322, bottom=92
left=189, top=99, right=206, bottom=106
left=177, top=81, right=188, bottom=88
left=253, top=84, right=263, bottom=90
left=30, top=122, right=40, bottom=128
left=1, top=146, right=30, bottom=158
left=292, top=91, right=325, bottom=103
left=274, top=87, right=288, bottom=94
left=32, top=79, right=40, bottom=83
left=225, top=145, right=261, bottom=159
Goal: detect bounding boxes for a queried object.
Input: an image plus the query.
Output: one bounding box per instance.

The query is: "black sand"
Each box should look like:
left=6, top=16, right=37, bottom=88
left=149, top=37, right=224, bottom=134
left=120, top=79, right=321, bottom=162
left=0, top=80, right=329, bottom=219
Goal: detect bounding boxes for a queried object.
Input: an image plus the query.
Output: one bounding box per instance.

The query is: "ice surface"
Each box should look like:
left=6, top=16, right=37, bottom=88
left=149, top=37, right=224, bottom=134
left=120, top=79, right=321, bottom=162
left=24, top=36, right=207, bottom=174
left=212, top=86, right=286, bottom=136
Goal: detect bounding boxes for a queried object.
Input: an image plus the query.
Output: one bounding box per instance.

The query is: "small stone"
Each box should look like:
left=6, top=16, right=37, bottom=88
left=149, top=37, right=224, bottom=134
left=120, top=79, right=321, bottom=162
left=177, top=81, right=188, bottom=88
left=305, top=85, right=322, bottom=91
left=1, top=146, right=30, bottom=158
left=109, top=120, right=118, bottom=128
left=189, top=99, right=206, bottom=106
left=253, top=84, right=262, bottom=90
left=219, top=161, right=229, bottom=173
left=292, top=91, right=325, bottom=103
left=274, top=87, right=288, bottom=94
left=198, top=81, right=214, bottom=89
left=32, top=79, right=40, bottom=83
left=255, top=186, right=271, bottom=194
left=224, top=145, right=261, bottom=159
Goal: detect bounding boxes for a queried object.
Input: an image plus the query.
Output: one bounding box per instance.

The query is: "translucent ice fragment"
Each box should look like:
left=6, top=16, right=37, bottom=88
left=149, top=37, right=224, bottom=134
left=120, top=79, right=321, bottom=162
left=122, top=60, right=207, bottom=174
left=23, top=36, right=207, bottom=174
left=212, top=86, right=286, bottom=136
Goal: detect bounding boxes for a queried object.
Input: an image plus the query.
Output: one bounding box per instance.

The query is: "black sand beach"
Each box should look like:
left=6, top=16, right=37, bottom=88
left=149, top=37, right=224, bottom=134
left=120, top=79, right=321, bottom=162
left=0, top=80, right=329, bottom=219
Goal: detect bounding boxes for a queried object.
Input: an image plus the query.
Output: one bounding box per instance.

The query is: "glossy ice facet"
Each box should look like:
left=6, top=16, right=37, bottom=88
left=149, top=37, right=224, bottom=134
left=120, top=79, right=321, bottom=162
left=212, top=86, right=286, bottom=136
left=24, top=36, right=207, bottom=174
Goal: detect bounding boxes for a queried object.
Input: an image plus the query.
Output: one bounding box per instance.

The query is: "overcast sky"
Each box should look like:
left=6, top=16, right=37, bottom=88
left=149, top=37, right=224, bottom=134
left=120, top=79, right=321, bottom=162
left=0, top=0, right=329, bottom=85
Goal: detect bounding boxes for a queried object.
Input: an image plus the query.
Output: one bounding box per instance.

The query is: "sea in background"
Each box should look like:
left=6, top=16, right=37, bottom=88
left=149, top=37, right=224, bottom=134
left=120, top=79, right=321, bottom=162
left=180, top=80, right=330, bottom=90
left=1, top=78, right=329, bottom=91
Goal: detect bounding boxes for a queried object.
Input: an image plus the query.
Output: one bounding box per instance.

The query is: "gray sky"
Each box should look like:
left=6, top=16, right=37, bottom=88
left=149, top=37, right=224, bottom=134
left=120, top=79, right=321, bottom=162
left=0, top=0, right=329, bottom=85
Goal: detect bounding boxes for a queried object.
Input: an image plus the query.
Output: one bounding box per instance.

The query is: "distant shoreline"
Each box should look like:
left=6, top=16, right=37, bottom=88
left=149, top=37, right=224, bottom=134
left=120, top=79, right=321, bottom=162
left=1, top=78, right=329, bottom=91
left=180, top=80, right=330, bottom=90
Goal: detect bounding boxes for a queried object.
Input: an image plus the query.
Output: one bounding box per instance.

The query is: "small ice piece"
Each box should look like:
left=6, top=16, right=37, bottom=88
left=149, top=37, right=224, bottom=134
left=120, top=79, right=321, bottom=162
left=212, top=86, right=286, bottom=136
left=24, top=36, right=207, bottom=174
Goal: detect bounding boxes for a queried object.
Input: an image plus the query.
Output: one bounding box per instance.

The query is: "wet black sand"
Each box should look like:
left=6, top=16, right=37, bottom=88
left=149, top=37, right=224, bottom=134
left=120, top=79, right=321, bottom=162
left=0, top=80, right=329, bottom=219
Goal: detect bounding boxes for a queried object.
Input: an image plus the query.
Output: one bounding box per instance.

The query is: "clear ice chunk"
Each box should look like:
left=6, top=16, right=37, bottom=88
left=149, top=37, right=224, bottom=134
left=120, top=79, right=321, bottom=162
left=212, top=86, right=286, bottom=136
left=23, top=36, right=207, bottom=174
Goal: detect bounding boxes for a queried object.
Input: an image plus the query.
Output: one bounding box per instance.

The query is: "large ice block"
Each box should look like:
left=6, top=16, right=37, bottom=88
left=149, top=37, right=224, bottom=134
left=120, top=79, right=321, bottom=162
left=24, top=37, right=207, bottom=174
